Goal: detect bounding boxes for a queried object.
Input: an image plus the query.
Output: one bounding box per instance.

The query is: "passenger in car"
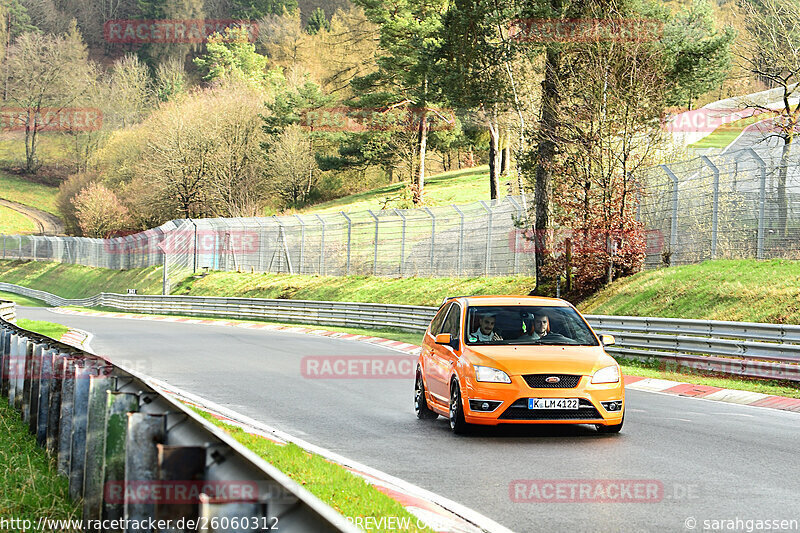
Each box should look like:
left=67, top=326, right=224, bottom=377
left=470, top=313, right=503, bottom=342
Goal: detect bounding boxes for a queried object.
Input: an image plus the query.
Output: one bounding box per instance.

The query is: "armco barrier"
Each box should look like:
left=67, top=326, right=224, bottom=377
left=0, top=298, right=358, bottom=533
left=2, top=282, right=799, bottom=381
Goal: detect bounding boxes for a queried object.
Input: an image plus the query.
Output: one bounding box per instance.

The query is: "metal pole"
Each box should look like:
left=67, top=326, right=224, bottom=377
left=749, top=149, right=767, bottom=259
left=368, top=210, right=379, bottom=276
left=452, top=205, right=465, bottom=276
left=189, top=218, right=198, bottom=273
left=507, top=197, right=523, bottom=274
left=423, top=208, right=435, bottom=275
left=294, top=214, right=306, bottom=274
left=700, top=156, right=720, bottom=260
left=315, top=214, right=326, bottom=275
left=661, top=165, right=679, bottom=257
left=479, top=201, right=492, bottom=276
left=393, top=208, right=406, bottom=276
left=340, top=211, right=352, bottom=275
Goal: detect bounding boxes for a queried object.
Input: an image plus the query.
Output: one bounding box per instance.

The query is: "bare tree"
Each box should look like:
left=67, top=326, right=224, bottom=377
left=265, top=123, right=319, bottom=208
left=739, top=0, right=800, bottom=237
left=5, top=23, right=95, bottom=172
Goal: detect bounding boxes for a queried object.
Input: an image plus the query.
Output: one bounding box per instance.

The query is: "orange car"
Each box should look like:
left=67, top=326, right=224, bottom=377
left=414, top=296, right=624, bottom=434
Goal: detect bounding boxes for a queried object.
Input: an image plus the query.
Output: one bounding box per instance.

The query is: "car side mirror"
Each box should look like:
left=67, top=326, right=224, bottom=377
left=600, top=334, right=616, bottom=346
left=435, top=333, right=452, bottom=345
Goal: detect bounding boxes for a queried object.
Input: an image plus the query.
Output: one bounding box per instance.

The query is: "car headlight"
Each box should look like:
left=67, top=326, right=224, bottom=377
left=474, top=365, right=512, bottom=383
left=591, top=365, right=620, bottom=384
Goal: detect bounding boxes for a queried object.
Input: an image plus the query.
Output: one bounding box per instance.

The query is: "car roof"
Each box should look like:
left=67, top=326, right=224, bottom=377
left=447, top=295, right=571, bottom=307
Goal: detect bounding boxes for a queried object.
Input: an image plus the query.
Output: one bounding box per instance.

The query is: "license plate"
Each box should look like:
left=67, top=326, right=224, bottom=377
left=528, top=398, right=579, bottom=410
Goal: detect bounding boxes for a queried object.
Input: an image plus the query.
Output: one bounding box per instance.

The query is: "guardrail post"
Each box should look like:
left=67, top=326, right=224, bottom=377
left=35, top=348, right=56, bottom=446
left=57, top=358, right=77, bottom=476
left=452, top=205, right=465, bottom=276
left=125, top=413, right=166, bottom=530
left=83, top=372, right=114, bottom=524
left=661, top=165, right=679, bottom=257
left=46, top=353, right=67, bottom=455
left=368, top=210, right=379, bottom=276
left=479, top=201, right=493, bottom=276
left=102, top=391, right=140, bottom=527
left=393, top=208, right=407, bottom=276
left=70, top=362, right=95, bottom=499
left=340, top=211, right=352, bottom=275
left=423, top=207, right=436, bottom=275
left=700, top=156, right=720, bottom=260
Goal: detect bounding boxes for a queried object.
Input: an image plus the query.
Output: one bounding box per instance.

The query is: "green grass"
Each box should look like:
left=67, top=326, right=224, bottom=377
left=0, top=204, right=38, bottom=234
left=0, top=400, right=80, bottom=528
left=688, top=114, right=769, bottom=150
left=0, top=260, right=164, bottom=298
left=0, top=290, right=49, bottom=307
left=174, top=271, right=535, bottom=306
left=17, top=319, right=69, bottom=340
left=579, top=259, right=800, bottom=324
left=192, top=408, right=431, bottom=532
left=301, top=165, right=494, bottom=214
left=0, top=171, right=60, bottom=215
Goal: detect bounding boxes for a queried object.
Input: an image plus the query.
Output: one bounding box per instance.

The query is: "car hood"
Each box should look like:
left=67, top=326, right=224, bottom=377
left=464, top=345, right=616, bottom=376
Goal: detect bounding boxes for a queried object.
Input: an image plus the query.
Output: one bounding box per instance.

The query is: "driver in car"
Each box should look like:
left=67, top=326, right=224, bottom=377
left=470, top=313, right=503, bottom=342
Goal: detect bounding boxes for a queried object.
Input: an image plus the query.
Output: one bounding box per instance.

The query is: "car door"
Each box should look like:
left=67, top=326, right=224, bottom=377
left=429, top=303, right=462, bottom=401
left=422, top=303, right=450, bottom=397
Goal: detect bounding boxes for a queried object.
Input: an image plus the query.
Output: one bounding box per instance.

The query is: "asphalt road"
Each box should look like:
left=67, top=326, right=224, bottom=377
left=18, top=308, right=800, bottom=533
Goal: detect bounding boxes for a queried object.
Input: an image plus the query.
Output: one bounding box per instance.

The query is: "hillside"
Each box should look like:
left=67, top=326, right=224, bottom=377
left=579, top=259, right=800, bottom=324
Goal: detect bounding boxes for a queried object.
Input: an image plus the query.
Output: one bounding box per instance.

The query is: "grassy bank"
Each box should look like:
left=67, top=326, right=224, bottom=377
left=299, top=165, right=493, bottom=214
left=0, top=204, right=38, bottom=234
left=194, top=409, right=430, bottom=532
left=0, top=289, right=48, bottom=307
left=174, top=272, right=535, bottom=306
left=0, top=400, right=80, bottom=527
left=0, top=171, right=60, bottom=215
left=579, top=259, right=800, bottom=324
left=0, top=260, right=164, bottom=298
left=17, top=319, right=69, bottom=340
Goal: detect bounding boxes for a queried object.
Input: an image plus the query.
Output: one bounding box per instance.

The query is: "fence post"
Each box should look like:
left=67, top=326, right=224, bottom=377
left=294, top=215, right=306, bottom=274
left=423, top=208, right=435, bottom=275
left=479, top=201, right=492, bottom=276
left=367, top=210, right=379, bottom=276
left=315, top=214, right=326, bottom=275
left=452, top=205, right=465, bottom=276
left=661, top=165, right=679, bottom=258
left=700, top=156, right=720, bottom=260
left=340, top=211, right=352, bottom=275
left=507, top=196, right=523, bottom=274
left=393, top=208, right=406, bottom=277
left=189, top=218, right=198, bottom=273
left=748, top=148, right=767, bottom=259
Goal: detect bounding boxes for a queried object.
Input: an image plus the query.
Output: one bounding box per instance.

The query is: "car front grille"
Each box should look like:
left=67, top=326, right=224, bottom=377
left=523, top=374, right=582, bottom=389
left=497, top=398, right=603, bottom=421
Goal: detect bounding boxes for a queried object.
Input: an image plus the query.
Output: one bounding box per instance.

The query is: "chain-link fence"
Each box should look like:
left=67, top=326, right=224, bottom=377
left=1, top=196, right=535, bottom=290
left=638, top=143, right=800, bottom=267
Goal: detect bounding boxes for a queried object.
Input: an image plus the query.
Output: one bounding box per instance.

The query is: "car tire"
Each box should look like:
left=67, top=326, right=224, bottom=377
left=449, top=379, right=469, bottom=434
left=596, top=414, right=624, bottom=434
left=415, top=371, right=438, bottom=420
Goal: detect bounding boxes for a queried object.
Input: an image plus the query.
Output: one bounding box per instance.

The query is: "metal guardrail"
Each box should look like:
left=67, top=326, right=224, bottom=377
left=0, top=298, right=358, bottom=533
left=1, top=282, right=799, bottom=382
left=0, top=300, right=14, bottom=323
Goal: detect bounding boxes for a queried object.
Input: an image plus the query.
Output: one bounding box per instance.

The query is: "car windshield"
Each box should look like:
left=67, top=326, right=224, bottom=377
left=465, top=305, right=599, bottom=346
